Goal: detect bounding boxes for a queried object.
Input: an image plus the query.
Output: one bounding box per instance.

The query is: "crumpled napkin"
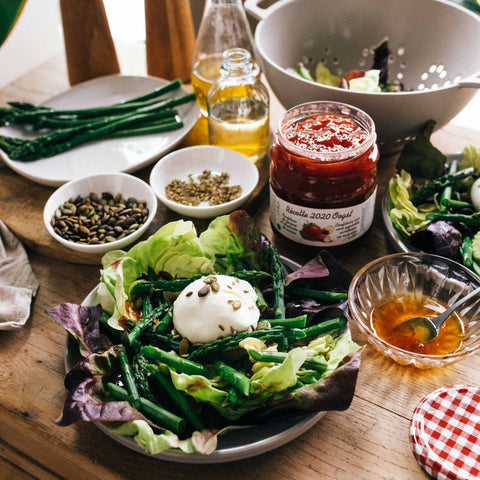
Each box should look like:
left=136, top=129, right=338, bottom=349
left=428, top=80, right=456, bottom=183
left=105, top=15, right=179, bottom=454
left=0, top=220, right=39, bottom=330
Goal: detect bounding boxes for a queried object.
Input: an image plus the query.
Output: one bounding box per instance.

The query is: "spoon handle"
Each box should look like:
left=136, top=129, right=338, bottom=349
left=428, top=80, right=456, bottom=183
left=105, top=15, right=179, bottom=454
left=435, top=287, right=480, bottom=326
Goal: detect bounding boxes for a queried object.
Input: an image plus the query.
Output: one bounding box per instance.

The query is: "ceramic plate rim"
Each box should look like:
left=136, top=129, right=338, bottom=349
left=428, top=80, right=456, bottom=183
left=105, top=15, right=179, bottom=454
left=0, top=74, right=200, bottom=187
left=64, top=256, right=326, bottom=463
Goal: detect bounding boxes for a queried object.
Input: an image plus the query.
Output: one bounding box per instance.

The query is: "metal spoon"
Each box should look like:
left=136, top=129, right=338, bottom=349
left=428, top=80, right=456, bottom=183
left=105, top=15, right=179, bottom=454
left=392, top=286, right=480, bottom=342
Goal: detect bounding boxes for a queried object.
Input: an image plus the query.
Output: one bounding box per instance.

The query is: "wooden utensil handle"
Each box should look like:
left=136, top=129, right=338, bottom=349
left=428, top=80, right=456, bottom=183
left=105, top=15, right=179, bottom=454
left=145, top=0, right=196, bottom=82
left=60, top=0, right=120, bottom=85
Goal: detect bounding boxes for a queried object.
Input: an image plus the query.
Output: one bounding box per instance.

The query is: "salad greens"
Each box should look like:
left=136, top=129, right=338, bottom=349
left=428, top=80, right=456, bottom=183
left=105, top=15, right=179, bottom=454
left=387, top=130, right=480, bottom=271
left=289, top=38, right=404, bottom=93
left=47, top=211, right=361, bottom=456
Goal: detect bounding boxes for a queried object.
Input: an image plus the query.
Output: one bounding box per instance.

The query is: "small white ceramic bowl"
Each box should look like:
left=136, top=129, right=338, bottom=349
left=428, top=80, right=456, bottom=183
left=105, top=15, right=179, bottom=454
left=43, top=173, right=157, bottom=254
left=149, top=145, right=259, bottom=219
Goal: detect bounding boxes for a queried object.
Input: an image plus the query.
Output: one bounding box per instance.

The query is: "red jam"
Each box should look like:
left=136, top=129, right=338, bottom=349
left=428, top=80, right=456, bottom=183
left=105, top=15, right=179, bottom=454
left=269, top=102, right=379, bottom=246
left=283, top=113, right=369, bottom=153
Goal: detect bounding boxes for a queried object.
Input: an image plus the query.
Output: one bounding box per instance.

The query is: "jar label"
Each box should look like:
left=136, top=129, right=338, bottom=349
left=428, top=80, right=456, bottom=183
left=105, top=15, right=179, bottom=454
left=270, top=186, right=377, bottom=246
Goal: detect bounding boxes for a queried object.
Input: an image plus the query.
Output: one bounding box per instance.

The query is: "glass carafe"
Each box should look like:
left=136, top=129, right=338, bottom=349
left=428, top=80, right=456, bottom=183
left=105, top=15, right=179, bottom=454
left=207, top=48, right=269, bottom=162
left=191, top=0, right=256, bottom=115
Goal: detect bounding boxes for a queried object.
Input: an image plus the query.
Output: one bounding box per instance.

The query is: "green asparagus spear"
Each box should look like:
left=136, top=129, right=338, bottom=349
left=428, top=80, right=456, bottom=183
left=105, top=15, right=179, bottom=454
left=213, top=361, right=251, bottom=396
left=147, top=365, right=205, bottom=431
left=285, top=286, right=347, bottom=302
left=268, top=315, right=307, bottom=328
left=461, top=236, right=473, bottom=267
left=425, top=212, right=480, bottom=226
left=411, top=167, right=474, bottom=205
left=142, top=345, right=209, bottom=376
left=107, top=382, right=185, bottom=435
left=302, top=317, right=348, bottom=337
left=117, top=345, right=141, bottom=410
left=269, top=245, right=285, bottom=319
left=439, top=160, right=458, bottom=213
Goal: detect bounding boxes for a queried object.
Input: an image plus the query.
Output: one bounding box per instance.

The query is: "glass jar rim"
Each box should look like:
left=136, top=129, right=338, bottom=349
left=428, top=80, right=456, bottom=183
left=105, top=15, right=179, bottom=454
left=276, top=101, right=377, bottom=162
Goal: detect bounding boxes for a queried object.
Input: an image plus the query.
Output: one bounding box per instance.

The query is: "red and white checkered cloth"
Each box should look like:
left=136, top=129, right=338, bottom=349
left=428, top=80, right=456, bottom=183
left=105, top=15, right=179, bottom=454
left=410, top=385, right=480, bottom=480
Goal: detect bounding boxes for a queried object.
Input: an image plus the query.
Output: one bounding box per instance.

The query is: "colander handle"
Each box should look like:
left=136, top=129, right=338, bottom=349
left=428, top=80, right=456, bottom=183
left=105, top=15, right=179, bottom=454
left=458, top=71, right=480, bottom=89
left=244, top=0, right=283, bottom=21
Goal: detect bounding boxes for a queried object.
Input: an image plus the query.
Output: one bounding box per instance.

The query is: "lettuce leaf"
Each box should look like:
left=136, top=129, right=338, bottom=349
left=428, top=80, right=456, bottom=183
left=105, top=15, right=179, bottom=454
left=314, top=62, right=340, bottom=86
left=109, top=420, right=221, bottom=455
left=348, top=70, right=381, bottom=92
left=388, top=170, right=430, bottom=236
left=459, top=144, right=480, bottom=175
left=199, top=210, right=270, bottom=272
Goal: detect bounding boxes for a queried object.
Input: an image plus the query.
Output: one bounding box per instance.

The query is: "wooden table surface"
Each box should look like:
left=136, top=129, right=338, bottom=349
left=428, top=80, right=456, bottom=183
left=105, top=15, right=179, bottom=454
left=1, top=49, right=480, bottom=480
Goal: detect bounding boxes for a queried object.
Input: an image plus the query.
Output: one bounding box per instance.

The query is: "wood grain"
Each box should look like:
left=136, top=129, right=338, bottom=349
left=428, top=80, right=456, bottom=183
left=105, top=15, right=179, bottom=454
left=145, top=0, right=196, bottom=82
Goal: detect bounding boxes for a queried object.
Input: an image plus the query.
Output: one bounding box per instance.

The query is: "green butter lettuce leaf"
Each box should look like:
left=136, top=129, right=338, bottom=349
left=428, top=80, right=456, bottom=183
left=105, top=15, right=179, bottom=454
left=199, top=210, right=270, bottom=272
left=250, top=347, right=306, bottom=394
left=170, top=370, right=228, bottom=406
left=348, top=70, right=381, bottom=92
left=472, top=230, right=480, bottom=262
left=109, top=420, right=221, bottom=455
left=314, top=62, right=340, bottom=87
left=127, top=219, right=213, bottom=277
left=99, top=255, right=143, bottom=328
left=388, top=170, right=430, bottom=236
left=459, top=144, right=480, bottom=175
left=290, top=62, right=314, bottom=81
left=309, top=333, right=360, bottom=373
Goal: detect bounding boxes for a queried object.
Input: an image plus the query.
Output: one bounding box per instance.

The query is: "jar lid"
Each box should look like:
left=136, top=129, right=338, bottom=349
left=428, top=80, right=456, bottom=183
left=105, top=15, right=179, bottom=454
left=410, top=385, right=480, bottom=480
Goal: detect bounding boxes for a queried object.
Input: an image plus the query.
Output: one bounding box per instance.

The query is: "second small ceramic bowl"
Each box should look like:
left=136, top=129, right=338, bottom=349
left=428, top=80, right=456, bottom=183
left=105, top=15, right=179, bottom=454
left=149, top=145, right=259, bottom=219
left=348, top=252, right=480, bottom=368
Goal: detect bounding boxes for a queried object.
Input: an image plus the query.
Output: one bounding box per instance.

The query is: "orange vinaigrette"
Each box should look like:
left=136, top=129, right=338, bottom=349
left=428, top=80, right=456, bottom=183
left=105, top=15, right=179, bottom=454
left=370, top=294, right=464, bottom=355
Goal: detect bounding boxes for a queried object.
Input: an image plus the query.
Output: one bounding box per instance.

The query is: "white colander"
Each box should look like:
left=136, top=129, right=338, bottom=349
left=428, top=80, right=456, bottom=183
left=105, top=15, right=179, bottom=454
left=245, top=0, right=480, bottom=153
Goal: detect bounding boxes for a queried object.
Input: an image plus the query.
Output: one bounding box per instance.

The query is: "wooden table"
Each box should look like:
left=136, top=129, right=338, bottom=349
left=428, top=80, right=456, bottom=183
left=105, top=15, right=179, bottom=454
left=1, top=50, right=480, bottom=480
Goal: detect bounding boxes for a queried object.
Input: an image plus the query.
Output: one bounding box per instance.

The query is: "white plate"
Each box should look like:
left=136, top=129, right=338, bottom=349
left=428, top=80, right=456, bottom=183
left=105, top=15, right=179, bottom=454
left=382, top=154, right=462, bottom=253
left=0, top=75, right=200, bottom=186
left=65, top=257, right=326, bottom=463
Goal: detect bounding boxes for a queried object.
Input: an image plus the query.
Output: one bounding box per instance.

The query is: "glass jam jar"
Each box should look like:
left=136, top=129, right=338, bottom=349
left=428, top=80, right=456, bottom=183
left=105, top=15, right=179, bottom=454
left=270, top=101, right=379, bottom=246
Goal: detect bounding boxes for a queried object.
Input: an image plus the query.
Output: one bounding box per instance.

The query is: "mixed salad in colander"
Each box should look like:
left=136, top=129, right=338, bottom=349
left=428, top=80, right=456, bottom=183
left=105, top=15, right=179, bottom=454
left=289, top=38, right=404, bottom=92
left=47, top=211, right=361, bottom=455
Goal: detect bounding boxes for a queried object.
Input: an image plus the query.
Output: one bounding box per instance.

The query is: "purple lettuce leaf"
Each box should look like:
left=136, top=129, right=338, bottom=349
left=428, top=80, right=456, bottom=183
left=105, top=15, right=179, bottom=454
left=409, top=220, right=463, bottom=262
left=46, top=303, right=113, bottom=357
left=285, top=254, right=330, bottom=285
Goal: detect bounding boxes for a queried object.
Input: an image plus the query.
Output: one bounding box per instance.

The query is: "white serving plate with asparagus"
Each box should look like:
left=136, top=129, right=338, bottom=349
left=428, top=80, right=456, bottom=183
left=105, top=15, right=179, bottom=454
left=0, top=75, right=199, bottom=187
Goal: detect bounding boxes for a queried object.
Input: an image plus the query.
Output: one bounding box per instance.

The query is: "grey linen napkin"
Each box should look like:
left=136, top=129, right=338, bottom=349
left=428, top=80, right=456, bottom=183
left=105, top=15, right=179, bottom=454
left=0, top=220, right=39, bottom=330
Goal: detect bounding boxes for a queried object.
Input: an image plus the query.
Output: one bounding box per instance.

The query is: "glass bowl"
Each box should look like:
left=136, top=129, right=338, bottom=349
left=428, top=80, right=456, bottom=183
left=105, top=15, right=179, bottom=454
left=348, top=252, right=480, bottom=368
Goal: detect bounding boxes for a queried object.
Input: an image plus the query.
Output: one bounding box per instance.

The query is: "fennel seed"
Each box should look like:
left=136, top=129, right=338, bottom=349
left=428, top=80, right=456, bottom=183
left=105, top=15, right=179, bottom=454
left=165, top=170, right=242, bottom=206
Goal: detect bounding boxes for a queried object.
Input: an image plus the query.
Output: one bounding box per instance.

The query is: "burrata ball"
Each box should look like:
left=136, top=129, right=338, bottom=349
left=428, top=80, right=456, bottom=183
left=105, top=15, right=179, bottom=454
left=172, top=275, right=260, bottom=344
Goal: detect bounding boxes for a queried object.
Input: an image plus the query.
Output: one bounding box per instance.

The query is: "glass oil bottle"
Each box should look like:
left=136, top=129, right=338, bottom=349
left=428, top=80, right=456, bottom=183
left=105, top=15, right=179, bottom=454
left=191, top=0, right=256, bottom=116
left=207, top=48, right=270, bottom=162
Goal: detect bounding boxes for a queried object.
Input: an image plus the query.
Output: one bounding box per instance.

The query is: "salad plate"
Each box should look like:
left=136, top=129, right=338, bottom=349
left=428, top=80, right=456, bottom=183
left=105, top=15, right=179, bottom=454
left=381, top=154, right=461, bottom=254
left=52, top=212, right=359, bottom=464
left=64, top=257, right=325, bottom=464
left=0, top=75, right=200, bottom=187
